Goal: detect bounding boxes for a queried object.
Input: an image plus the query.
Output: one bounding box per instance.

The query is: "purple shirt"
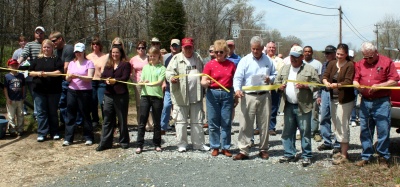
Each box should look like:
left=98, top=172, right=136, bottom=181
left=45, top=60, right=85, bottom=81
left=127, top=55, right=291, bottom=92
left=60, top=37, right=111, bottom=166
left=68, top=59, right=95, bottom=90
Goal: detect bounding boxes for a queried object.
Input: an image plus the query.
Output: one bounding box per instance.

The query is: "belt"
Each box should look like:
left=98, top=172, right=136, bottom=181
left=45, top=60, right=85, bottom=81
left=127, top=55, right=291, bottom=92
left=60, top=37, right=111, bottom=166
left=362, top=96, right=389, bottom=101
left=246, top=91, right=267, bottom=95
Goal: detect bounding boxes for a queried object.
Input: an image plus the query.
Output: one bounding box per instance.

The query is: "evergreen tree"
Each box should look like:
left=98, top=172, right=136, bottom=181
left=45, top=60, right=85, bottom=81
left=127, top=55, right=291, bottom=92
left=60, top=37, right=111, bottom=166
left=150, top=0, right=186, bottom=51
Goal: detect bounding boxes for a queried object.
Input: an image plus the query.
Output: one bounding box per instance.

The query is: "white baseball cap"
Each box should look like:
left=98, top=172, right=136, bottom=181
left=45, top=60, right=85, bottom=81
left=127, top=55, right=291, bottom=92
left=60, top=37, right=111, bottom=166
left=35, top=26, right=45, bottom=33
left=289, top=46, right=303, bottom=57
left=74, top=43, right=85, bottom=52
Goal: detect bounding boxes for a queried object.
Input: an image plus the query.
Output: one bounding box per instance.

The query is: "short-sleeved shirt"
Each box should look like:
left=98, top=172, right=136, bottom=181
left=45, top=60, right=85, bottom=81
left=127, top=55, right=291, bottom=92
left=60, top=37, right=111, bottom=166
left=203, top=59, right=236, bottom=89
left=130, top=55, right=148, bottom=82
left=227, top=53, right=241, bottom=66
left=56, top=44, right=74, bottom=63
left=29, top=57, right=64, bottom=94
left=67, top=59, right=95, bottom=90
left=354, top=54, right=399, bottom=99
left=140, top=63, right=166, bottom=99
left=303, top=58, right=322, bottom=75
left=12, top=48, right=23, bottom=60
left=4, top=73, right=25, bottom=101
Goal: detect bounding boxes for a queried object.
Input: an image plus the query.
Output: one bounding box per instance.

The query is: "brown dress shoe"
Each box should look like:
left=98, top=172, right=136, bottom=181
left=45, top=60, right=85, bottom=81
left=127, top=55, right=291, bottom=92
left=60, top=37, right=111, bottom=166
left=221, top=149, right=232, bottom=157
left=254, top=129, right=260, bottom=135
left=268, top=130, right=277, bottom=136
left=233, top=153, right=249, bottom=160
left=259, top=151, right=269, bottom=160
left=211, top=149, right=219, bottom=156
left=355, top=159, right=369, bottom=167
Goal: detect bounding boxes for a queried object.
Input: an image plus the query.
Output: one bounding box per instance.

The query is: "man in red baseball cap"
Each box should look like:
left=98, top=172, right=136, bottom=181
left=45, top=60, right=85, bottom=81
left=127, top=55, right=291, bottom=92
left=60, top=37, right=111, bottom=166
left=165, top=37, right=210, bottom=152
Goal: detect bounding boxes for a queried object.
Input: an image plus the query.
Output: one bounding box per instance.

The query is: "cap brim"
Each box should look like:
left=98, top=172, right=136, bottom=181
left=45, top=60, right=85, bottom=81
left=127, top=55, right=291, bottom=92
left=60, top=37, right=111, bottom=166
left=182, top=44, right=193, bottom=47
left=289, top=52, right=301, bottom=57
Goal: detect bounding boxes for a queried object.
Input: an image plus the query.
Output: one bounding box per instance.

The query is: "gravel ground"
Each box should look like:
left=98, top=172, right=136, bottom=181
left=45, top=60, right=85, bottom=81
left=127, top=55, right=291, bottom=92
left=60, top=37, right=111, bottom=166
left=39, top=104, right=400, bottom=187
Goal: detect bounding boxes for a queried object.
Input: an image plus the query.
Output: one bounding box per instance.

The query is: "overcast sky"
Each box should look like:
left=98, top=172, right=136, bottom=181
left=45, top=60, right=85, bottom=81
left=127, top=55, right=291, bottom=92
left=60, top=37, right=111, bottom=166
left=249, top=0, right=399, bottom=51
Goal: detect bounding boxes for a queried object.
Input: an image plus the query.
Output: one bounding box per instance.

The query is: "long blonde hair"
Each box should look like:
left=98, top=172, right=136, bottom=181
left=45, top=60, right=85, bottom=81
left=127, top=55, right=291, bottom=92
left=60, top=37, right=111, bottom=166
left=38, top=39, right=55, bottom=58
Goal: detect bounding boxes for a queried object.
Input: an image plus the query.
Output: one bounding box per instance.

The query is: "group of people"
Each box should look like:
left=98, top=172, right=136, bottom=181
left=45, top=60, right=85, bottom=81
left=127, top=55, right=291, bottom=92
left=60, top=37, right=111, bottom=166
left=4, top=26, right=398, bottom=168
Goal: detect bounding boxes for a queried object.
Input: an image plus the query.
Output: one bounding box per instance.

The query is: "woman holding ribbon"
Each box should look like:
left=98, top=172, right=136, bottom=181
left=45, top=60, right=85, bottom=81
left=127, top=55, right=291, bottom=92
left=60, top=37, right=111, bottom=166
left=201, top=39, right=236, bottom=157
left=322, top=43, right=355, bottom=165
left=96, top=44, right=131, bottom=151
left=29, top=39, right=64, bottom=142
left=135, top=47, right=166, bottom=153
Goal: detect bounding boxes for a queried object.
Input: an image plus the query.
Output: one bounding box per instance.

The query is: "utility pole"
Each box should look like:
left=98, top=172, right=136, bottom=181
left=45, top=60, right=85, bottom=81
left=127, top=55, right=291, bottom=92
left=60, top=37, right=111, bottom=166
left=374, top=24, right=380, bottom=50
left=339, top=6, right=342, bottom=44
left=276, top=42, right=282, bottom=55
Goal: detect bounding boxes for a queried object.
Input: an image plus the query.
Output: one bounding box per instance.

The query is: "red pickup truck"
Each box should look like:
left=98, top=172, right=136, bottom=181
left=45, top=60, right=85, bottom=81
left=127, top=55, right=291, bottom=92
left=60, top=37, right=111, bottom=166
left=391, top=61, right=400, bottom=132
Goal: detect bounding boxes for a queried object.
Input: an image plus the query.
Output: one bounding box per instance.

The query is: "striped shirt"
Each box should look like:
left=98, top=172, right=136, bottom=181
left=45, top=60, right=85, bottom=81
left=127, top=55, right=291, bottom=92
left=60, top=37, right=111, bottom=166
left=20, top=41, right=42, bottom=60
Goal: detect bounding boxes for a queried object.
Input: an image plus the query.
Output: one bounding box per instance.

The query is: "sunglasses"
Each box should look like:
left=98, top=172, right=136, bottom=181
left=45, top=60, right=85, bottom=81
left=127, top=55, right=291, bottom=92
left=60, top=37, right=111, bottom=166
left=209, top=50, right=214, bottom=53
left=215, top=51, right=224, bottom=55
left=92, top=43, right=100, bottom=46
left=137, top=47, right=146, bottom=50
left=51, top=39, right=58, bottom=43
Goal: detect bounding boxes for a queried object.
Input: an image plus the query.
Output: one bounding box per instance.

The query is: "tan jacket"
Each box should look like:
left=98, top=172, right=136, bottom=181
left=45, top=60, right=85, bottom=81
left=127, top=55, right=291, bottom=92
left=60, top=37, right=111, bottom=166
left=274, top=63, right=320, bottom=114
left=165, top=52, right=204, bottom=106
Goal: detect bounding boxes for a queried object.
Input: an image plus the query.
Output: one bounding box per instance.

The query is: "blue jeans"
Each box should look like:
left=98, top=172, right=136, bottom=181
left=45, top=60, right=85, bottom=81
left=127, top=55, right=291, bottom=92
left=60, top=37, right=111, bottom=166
left=311, top=99, right=319, bottom=135
left=64, top=89, right=94, bottom=142
left=59, top=81, right=82, bottom=125
left=359, top=97, right=391, bottom=160
left=282, top=102, right=312, bottom=158
left=269, top=90, right=280, bottom=131
left=350, top=89, right=359, bottom=122
left=319, top=90, right=340, bottom=148
left=97, top=82, right=106, bottom=119
left=35, top=92, right=61, bottom=137
left=206, top=88, right=233, bottom=150
left=160, top=89, right=172, bottom=131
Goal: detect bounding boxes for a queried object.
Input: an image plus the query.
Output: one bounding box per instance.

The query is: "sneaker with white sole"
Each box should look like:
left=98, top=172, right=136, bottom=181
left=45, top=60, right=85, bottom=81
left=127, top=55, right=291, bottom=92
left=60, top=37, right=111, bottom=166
left=178, top=147, right=187, bottom=152
left=62, top=141, right=71, bottom=146
left=194, top=145, right=210, bottom=151
left=351, top=121, right=357, bottom=127
left=85, top=140, right=93, bottom=146
left=37, top=136, right=44, bottom=142
left=53, top=135, right=60, bottom=140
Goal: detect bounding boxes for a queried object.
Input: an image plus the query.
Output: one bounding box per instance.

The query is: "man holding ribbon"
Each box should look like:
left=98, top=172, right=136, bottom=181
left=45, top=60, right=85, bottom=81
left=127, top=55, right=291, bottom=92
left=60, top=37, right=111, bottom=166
left=232, top=36, right=276, bottom=160
left=354, top=42, right=399, bottom=167
left=165, top=37, right=210, bottom=152
left=275, top=46, right=320, bottom=167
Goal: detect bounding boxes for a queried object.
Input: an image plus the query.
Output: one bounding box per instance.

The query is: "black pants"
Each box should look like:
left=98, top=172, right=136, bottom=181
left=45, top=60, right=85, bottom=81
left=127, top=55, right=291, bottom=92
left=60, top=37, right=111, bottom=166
left=99, top=93, right=130, bottom=148
left=137, top=96, right=163, bottom=148
left=64, top=89, right=94, bottom=142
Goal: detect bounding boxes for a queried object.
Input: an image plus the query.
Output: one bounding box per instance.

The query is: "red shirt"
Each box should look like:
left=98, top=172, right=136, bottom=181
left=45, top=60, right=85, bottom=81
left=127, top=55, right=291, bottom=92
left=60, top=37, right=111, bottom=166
left=203, top=59, right=236, bottom=89
left=354, top=54, right=399, bottom=98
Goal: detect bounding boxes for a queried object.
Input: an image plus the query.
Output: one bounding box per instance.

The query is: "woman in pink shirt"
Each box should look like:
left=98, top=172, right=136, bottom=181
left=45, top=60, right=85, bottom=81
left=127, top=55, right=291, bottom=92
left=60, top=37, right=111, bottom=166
left=130, top=40, right=153, bottom=129
left=63, top=43, right=95, bottom=146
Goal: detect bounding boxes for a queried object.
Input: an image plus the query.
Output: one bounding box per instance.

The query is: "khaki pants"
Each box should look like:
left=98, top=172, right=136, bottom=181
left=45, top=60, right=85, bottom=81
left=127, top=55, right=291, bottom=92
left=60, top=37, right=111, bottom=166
left=174, top=102, right=205, bottom=148
left=6, top=100, right=24, bottom=133
left=238, top=93, right=271, bottom=155
left=331, top=99, right=354, bottom=143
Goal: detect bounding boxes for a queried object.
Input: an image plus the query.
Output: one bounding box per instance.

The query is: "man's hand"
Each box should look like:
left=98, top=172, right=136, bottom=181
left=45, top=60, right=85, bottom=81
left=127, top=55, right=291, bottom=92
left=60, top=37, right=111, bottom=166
left=368, top=84, right=379, bottom=94
left=235, top=90, right=244, bottom=98
left=170, top=77, right=179, bottom=84
left=264, top=77, right=270, bottom=84
left=316, top=97, right=322, bottom=105
left=295, top=83, right=308, bottom=89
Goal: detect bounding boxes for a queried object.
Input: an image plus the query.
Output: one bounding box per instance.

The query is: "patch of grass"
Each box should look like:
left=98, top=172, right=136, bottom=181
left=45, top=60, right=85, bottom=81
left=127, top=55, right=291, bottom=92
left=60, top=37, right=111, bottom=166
left=321, top=159, right=400, bottom=186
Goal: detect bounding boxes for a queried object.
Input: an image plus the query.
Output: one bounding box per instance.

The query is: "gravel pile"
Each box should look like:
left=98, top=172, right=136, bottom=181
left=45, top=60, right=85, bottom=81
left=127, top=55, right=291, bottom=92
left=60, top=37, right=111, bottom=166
left=40, top=105, right=400, bottom=187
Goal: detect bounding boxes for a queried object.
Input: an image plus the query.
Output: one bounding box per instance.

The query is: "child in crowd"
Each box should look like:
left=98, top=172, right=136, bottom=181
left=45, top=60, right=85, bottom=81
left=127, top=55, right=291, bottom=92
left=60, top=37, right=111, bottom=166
left=4, top=58, right=25, bottom=136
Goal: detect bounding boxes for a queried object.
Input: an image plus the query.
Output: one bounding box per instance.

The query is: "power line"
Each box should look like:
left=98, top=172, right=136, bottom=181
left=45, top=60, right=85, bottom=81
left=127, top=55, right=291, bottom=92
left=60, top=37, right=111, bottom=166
left=342, top=12, right=369, bottom=41
left=268, top=0, right=338, bottom=17
left=294, top=0, right=337, bottom=10
left=342, top=18, right=367, bottom=42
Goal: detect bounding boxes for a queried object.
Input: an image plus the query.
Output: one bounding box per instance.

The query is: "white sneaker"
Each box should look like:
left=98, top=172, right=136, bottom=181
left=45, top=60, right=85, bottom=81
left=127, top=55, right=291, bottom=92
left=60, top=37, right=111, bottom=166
left=195, top=145, right=210, bottom=151
left=178, top=147, right=187, bottom=152
left=85, top=140, right=93, bottom=146
left=53, top=135, right=60, bottom=140
left=37, top=136, right=44, bottom=142
left=351, top=121, right=357, bottom=127
left=62, top=141, right=70, bottom=146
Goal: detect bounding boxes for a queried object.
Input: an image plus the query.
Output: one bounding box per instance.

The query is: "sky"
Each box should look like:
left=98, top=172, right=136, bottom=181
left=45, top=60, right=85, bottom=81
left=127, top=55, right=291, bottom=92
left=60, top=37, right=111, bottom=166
left=249, top=0, right=399, bottom=51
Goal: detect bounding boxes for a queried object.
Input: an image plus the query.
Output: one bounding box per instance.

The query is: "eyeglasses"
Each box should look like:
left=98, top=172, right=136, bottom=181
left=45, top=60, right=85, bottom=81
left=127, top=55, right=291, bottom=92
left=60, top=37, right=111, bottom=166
left=363, top=54, right=375, bottom=59
left=137, top=47, right=146, bottom=50
left=209, top=50, right=214, bottom=53
left=215, top=51, right=224, bottom=55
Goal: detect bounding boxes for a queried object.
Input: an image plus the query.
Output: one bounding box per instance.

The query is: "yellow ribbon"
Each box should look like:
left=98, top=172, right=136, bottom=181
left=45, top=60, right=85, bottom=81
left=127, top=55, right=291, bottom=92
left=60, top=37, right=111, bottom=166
left=173, top=73, right=230, bottom=92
